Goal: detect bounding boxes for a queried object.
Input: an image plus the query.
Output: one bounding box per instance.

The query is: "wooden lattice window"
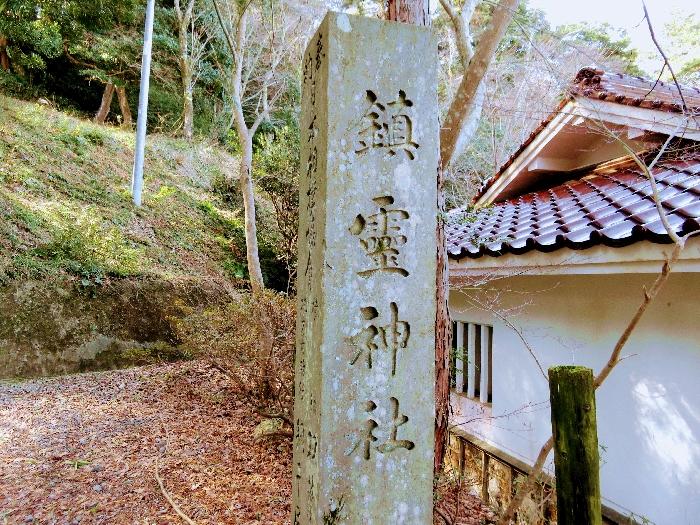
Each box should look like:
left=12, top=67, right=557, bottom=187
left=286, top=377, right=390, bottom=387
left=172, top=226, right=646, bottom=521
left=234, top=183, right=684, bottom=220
left=451, top=321, right=493, bottom=404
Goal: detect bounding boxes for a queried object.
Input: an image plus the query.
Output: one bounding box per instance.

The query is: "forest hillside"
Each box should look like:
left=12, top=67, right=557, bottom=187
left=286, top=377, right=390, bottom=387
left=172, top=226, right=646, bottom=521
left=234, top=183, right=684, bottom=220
left=0, top=95, right=289, bottom=377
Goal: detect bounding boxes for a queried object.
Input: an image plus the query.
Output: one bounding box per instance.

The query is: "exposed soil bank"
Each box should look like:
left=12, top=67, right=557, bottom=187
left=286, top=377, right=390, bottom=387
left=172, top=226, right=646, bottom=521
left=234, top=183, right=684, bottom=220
left=0, top=278, right=229, bottom=378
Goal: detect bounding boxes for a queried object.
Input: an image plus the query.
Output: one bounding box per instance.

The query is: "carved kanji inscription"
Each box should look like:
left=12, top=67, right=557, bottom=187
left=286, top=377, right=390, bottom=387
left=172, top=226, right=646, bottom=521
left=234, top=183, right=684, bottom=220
left=350, top=196, right=410, bottom=277
left=345, top=397, right=415, bottom=461
left=349, top=302, right=410, bottom=376
left=354, top=90, right=419, bottom=159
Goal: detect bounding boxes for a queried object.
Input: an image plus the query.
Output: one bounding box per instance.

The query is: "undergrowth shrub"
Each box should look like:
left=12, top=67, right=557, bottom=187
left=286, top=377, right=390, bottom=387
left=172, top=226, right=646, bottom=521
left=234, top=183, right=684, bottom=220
left=38, top=207, right=142, bottom=278
left=120, top=342, right=192, bottom=366
left=0, top=71, right=42, bottom=100
left=57, top=125, right=106, bottom=155
left=174, top=290, right=296, bottom=430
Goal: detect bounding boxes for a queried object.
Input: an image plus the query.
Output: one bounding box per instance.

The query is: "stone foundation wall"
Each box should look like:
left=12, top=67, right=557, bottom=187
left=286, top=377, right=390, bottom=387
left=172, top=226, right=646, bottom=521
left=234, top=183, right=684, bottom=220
left=446, top=429, right=630, bottom=525
left=446, top=431, right=556, bottom=524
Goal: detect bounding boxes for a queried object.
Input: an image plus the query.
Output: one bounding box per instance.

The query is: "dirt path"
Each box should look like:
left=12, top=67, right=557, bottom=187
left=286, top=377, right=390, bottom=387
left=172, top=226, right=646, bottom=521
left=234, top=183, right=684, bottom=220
left=0, top=362, right=291, bottom=524
left=0, top=361, right=493, bottom=525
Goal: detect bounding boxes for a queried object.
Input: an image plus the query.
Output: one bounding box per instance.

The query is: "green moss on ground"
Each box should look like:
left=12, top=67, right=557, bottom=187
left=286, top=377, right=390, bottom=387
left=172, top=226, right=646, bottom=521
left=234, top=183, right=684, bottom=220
left=0, top=95, right=284, bottom=287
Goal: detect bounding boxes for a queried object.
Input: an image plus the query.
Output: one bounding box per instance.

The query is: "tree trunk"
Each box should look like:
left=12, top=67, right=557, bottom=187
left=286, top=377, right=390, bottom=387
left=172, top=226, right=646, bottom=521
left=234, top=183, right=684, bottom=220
left=386, top=0, right=451, bottom=475
left=95, top=82, right=115, bottom=124
left=439, top=0, right=487, bottom=161
left=451, top=81, right=486, bottom=160
left=183, top=85, right=194, bottom=141
left=0, top=36, right=9, bottom=71
left=387, top=0, right=429, bottom=25
left=178, top=20, right=194, bottom=141
left=212, top=3, right=265, bottom=291
left=116, top=86, right=132, bottom=128
left=440, top=0, right=519, bottom=166
left=434, top=164, right=451, bottom=474
left=239, top=135, right=265, bottom=292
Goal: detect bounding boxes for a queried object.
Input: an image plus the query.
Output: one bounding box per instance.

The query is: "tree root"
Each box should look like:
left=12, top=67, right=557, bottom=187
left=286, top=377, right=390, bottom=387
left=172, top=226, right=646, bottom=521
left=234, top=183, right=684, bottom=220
left=155, top=417, right=198, bottom=525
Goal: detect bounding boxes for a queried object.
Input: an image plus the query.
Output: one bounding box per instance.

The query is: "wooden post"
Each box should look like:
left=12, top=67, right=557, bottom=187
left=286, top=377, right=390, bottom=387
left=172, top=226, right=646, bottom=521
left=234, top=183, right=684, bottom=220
left=458, top=436, right=465, bottom=475
left=481, top=451, right=490, bottom=503
left=548, top=366, right=602, bottom=525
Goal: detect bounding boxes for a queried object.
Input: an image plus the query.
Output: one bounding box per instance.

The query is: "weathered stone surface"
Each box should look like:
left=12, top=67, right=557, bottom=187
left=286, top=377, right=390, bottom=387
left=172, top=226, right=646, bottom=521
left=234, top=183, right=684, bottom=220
left=0, top=278, right=223, bottom=378
left=292, top=12, right=438, bottom=524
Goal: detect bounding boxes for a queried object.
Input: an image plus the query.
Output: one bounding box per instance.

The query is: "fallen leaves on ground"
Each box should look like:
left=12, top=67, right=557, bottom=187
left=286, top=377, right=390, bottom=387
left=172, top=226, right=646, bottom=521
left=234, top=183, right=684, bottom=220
left=0, top=360, right=493, bottom=524
left=0, top=361, right=291, bottom=524
left=435, top=479, right=497, bottom=525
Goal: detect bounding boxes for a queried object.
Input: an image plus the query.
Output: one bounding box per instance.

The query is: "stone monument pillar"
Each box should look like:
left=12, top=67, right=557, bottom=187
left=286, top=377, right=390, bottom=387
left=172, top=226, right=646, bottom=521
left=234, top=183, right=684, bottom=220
left=292, top=11, right=438, bottom=524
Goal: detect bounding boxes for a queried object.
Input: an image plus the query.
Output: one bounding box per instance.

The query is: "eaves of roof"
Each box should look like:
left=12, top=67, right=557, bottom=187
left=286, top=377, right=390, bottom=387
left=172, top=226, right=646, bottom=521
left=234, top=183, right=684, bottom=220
left=447, top=152, right=700, bottom=260
left=472, top=68, right=700, bottom=205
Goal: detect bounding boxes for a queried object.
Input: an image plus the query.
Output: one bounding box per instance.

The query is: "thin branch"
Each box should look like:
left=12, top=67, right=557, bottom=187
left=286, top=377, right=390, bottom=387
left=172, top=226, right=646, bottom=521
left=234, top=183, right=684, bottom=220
left=499, top=244, right=683, bottom=524
left=642, top=2, right=688, bottom=114
left=436, top=506, right=454, bottom=525
left=155, top=419, right=198, bottom=525
left=254, top=408, right=294, bottom=428
left=497, top=436, right=553, bottom=525
left=155, top=457, right=198, bottom=525
left=481, top=9, right=696, bottom=524
left=580, top=113, right=687, bottom=245
left=468, top=294, right=547, bottom=381
left=438, top=0, right=477, bottom=70
left=211, top=0, right=239, bottom=66
left=593, top=242, right=682, bottom=388
left=628, top=134, right=684, bottom=245
left=643, top=62, right=666, bottom=100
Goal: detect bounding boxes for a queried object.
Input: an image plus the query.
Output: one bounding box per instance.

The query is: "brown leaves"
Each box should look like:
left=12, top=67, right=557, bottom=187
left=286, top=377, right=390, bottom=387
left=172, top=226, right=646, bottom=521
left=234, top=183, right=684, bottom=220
left=0, top=361, right=292, bottom=524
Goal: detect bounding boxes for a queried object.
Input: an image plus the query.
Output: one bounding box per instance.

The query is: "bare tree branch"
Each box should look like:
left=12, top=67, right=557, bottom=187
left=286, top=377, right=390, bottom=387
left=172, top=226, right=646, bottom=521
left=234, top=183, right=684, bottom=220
left=467, top=294, right=547, bottom=381
left=594, top=242, right=682, bottom=388
left=486, top=12, right=699, bottom=522
left=155, top=418, right=199, bottom=525
left=497, top=436, right=553, bottom=525
left=642, top=2, right=689, bottom=114
left=441, top=0, right=520, bottom=166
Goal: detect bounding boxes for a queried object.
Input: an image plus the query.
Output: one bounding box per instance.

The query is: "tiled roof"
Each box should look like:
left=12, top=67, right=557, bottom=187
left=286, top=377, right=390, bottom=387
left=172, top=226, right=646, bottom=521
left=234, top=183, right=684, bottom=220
left=474, top=68, right=700, bottom=203
left=571, top=68, right=700, bottom=113
left=447, top=152, right=700, bottom=260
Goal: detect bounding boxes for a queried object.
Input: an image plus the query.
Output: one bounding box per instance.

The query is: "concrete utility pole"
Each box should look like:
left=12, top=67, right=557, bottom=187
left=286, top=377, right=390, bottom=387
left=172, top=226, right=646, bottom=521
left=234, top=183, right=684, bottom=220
left=131, top=0, right=155, bottom=207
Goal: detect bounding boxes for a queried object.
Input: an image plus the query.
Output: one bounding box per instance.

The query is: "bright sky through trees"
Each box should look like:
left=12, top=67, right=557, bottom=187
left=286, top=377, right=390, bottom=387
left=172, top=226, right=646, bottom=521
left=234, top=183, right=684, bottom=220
left=528, top=0, right=700, bottom=74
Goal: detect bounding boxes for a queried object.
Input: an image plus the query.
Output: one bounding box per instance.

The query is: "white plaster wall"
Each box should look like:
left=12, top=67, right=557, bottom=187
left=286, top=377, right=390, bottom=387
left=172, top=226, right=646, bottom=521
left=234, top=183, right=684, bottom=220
left=449, top=272, right=700, bottom=524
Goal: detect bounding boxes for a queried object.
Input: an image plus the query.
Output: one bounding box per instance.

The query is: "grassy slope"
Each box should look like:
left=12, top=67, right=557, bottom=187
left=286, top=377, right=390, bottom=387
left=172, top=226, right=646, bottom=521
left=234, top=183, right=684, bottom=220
left=0, top=95, right=275, bottom=288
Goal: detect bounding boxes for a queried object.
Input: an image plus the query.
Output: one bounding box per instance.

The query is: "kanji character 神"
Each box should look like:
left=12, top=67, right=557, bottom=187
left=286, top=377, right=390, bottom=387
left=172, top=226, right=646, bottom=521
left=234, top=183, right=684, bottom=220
left=349, top=302, right=410, bottom=376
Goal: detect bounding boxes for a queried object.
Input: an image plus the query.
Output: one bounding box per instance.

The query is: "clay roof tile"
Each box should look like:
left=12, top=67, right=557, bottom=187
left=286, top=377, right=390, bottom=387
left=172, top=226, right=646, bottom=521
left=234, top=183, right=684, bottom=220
left=448, top=151, right=700, bottom=260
